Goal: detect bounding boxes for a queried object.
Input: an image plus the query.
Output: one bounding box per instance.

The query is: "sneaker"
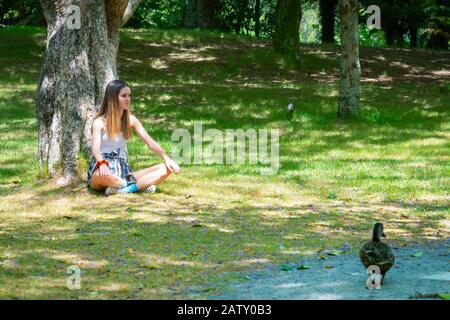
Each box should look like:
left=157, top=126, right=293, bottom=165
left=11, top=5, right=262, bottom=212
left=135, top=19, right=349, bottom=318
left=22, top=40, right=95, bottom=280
left=140, top=184, right=156, bottom=193
left=105, top=186, right=120, bottom=196
left=117, top=183, right=139, bottom=194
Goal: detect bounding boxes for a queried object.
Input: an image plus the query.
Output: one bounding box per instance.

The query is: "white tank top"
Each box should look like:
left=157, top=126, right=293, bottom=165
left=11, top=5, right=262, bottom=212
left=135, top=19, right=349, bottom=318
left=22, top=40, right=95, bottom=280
left=100, top=131, right=128, bottom=159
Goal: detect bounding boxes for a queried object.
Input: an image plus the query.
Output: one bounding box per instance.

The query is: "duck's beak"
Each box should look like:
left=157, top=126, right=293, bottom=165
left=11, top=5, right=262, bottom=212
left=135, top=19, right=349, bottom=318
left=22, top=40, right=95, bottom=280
left=381, top=232, right=386, bottom=237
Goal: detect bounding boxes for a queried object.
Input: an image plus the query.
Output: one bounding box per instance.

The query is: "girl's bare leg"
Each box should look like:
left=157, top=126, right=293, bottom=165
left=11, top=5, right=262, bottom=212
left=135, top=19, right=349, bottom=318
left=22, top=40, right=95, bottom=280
left=131, top=164, right=162, bottom=180
left=132, top=163, right=171, bottom=190
left=90, top=170, right=127, bottom=191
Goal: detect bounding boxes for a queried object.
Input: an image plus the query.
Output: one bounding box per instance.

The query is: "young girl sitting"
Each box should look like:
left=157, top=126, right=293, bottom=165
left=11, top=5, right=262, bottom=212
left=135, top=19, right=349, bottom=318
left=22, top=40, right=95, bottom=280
left=87, top=79, right=180, bottom=195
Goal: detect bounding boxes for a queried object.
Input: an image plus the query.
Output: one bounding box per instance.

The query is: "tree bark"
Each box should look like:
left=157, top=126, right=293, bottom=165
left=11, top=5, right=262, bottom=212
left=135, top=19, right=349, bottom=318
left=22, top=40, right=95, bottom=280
left=320, top=0, right=337, bottom=43
left=36, top=0, right=142, bottom=184
left=409, top=26, right=418, bottom=48
left=254, top=0, right=261, bottom=38
left=384, top=25, right=395, bottom=46
left=337, top=0, right=360, bottom=119
left=185, top=0, right=198, bottom=28
left=184, top=0, right=220, bottom=29
left=272, top=0, right=302, bottom=61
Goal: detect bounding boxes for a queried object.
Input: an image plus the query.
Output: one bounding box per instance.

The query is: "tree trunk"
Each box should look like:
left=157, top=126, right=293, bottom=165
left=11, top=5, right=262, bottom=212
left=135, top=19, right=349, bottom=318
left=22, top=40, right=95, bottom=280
left=185, top=0, right=199, bottom=28
left=185, top=0, right=220, bottom=29
left=320, top=0, right=337, bottom=43
left=255, top=0, right=261, bottom=38
left=426, top=28, right=449, bottom=50
left=409, top=26, right=418, bottom=48
left=36, top=0, right=142, bottom=184
left=337, top=0, right=360, bottom=119
left=199, top=0, right=220, bottom=28
left=384, top=26, right=395, bottom=46
left=273, top=0, right=302, bottom=60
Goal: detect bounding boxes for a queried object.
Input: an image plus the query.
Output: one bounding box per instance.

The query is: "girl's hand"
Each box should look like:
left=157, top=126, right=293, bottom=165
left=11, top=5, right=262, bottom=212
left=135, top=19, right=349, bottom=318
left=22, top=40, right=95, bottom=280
left=99, top=163, right=111, bottom=179
left=164, top=157, right=180, bottom=174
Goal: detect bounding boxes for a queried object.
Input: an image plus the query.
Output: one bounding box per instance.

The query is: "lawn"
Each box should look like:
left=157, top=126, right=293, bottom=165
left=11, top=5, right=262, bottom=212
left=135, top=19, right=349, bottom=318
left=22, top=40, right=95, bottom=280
left=0, top=26, right=449, bottom=299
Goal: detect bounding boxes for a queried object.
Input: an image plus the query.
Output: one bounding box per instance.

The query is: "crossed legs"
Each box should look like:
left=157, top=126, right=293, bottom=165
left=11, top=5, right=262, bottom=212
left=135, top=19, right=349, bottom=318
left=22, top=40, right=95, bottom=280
left=131, top=163, right=172, bottom=190
left=90, top=163, right=171, bottom=192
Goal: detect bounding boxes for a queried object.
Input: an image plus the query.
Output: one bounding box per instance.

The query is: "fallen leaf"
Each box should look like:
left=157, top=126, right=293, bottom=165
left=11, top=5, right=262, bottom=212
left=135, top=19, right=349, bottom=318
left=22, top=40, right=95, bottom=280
left=324, top=265, right=334, bottom=269
left=297, top=265, right=311, bottom=270
left=438, top=293, right=450, bottom=300
left=327, top=193, right=337, bottom=200
left=327, top=250, right=342, bottom=256
left=411, top=251, right=423, bottom=258
left=280, top=264, right=293, bottom=271
left=143, top=264, right=161, bottom=270
left=319, top=255, right=328, bottom=260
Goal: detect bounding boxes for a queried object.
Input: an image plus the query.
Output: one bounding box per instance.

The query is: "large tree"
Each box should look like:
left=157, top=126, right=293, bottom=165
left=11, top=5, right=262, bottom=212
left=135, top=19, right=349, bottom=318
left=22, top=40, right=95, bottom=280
left=337, top=0, right=361, bottom=118
left=36, top=0, right=142, bottom=184
left=272, top=0, right=302, bottom=60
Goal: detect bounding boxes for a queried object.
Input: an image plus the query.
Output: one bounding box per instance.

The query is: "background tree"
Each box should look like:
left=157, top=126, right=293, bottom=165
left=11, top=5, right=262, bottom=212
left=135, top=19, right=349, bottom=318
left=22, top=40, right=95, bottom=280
left=272, top=0, right=302, bottom=59
left=359, top=0, right=449, bottom=49
left=337, top=0, right=360, bottom=118
left=216, top=0, right=254, bottom=34
left=126, top=0, right=186, bottom=28
left=36, top=0, right=142, bottom=184
left=319, top=0, right=337, bottom=43
left=423, top=0, right=450, bottom=49
left=254, top=0, right=261, bottom=37
left=185, top=0, right=221, bottom=29
left=0, top=0, right=45, bottom=26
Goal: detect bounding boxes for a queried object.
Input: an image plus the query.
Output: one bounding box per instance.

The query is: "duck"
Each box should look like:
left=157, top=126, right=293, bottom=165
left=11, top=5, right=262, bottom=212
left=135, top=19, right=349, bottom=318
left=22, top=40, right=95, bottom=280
left=287, top=103, right=295, bottom=121
left=359, top=222, right=395, bottom=285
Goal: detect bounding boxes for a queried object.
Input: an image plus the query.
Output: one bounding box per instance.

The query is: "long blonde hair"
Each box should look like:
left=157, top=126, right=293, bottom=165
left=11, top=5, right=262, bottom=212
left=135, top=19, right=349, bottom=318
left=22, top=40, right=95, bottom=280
left=95, top=79, right=132, bottom=140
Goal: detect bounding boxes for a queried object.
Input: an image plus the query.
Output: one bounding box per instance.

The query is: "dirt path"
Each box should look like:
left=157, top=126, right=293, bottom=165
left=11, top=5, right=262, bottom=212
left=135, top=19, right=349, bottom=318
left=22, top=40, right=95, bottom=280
left=204, top=240, right=449, bottom=300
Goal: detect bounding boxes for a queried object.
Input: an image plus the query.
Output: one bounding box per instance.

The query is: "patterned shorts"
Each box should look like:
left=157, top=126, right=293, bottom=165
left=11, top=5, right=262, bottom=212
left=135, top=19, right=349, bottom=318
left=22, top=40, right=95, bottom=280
left=86, top=149, right=133, bottom=188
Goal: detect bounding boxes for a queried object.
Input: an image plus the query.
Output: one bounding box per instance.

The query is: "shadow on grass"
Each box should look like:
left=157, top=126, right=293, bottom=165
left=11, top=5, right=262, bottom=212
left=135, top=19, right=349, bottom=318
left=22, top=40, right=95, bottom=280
left=1, top=184, right=447, bottom=298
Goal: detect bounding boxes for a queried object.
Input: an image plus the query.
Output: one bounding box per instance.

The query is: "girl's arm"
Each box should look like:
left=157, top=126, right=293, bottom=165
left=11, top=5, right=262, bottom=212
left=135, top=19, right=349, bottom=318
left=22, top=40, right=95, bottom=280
left=130, top=115, right=180, bottom=173
left=92, top=119, right=104, bottom=162
left=92, top=119, right=110, bottom=178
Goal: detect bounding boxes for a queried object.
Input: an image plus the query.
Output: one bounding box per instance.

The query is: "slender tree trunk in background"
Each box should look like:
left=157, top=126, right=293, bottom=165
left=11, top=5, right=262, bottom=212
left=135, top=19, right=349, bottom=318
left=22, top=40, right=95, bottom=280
left=383, top=23, right=396, bottom=46
left=410, top=26, right=418, bottom=48
left=319, top=0, right=337, bottom=43
left=36, top=0, right=142, bottom=184
left=185, top=0, right=199, bottom=28
left=396, top=32, right=405, bottom=47
left=198, top=0, right=220, bottom=28
left=273, top=0, right=302, bottom=62
left=337, top=0, right=360, bottom=118
left=255, top=0, right=261, bottom=38
left=185, top=0, right=220, bottom=29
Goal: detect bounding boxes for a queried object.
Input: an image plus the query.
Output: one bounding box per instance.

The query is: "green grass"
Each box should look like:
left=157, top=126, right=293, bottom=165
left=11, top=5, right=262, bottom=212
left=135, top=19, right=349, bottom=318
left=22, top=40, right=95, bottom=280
left=0, top=26, right=449, bottom=299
